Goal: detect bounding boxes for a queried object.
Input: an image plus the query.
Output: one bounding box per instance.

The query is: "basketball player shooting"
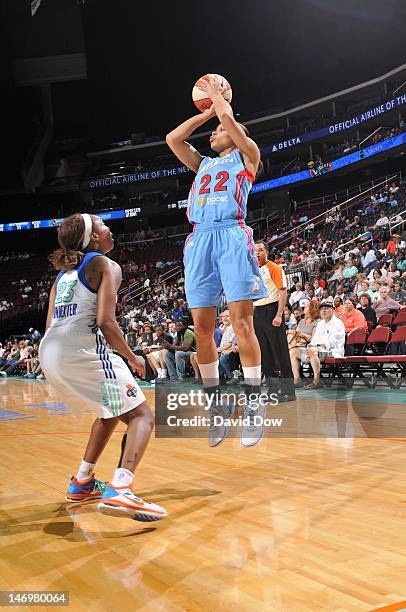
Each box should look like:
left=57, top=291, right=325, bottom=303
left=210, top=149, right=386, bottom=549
left=166, top=74, right=268, bottom=447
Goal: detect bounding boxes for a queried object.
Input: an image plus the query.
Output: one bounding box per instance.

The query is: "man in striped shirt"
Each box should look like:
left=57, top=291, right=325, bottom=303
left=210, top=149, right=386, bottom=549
left=254, top=242, right=296, bottom=403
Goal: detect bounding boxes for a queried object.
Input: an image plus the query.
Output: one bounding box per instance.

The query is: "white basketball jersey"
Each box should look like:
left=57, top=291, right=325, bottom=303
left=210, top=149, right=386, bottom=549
left=46, top=252, right=103, bottom=336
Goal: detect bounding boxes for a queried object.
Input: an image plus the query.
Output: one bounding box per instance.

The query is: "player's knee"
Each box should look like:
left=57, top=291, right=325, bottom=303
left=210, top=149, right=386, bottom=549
left=119, top=402, right=154, bottom=429
left=232, top=317, right=251, bottom=341
left=193, top=319, right=214, bottom=341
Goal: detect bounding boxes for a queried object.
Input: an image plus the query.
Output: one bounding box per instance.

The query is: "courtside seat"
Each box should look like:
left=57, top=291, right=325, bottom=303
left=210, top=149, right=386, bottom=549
left=363, top=327, right=406, bottom=388
left=323, top=327, right=392, bottom=388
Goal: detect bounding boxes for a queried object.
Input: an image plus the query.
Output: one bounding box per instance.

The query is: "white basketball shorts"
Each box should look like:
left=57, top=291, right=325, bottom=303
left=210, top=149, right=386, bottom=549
left=39, top=331, right=146, bottom=419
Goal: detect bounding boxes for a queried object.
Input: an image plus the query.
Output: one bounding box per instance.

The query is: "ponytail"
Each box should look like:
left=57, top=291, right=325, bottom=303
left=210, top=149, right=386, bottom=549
left=48, top=248, right=84, bottom=271
left=48, top=212, right=95, bottom=271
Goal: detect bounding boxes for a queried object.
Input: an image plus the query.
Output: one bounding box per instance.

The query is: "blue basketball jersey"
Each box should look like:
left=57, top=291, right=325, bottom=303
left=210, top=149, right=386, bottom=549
left=186, top=150, right=254, bottom=225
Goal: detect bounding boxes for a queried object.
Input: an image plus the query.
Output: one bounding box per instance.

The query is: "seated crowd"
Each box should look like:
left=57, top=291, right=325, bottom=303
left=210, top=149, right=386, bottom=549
left=0, top=180, right=405, bottom=386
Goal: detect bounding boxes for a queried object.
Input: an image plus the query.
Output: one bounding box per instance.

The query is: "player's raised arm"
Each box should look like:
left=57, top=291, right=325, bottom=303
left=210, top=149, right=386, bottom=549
left=166, top=107, right=216, bottom=173
left=201, top=75, right=260, bottom=173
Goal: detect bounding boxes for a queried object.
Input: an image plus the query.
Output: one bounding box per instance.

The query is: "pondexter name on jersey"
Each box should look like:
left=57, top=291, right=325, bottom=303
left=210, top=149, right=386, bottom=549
left=53, top=303, right=78, bottom=319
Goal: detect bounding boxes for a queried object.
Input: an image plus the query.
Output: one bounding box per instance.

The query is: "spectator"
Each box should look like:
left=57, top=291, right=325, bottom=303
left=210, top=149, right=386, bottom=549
left=357, top=293, right=377, bottom=326
left=341, top=298, right=368, bottom=333
left=374, top=211, right=390, bottom=230
left=389, top=182, right=399, bottom=195
left=334, top=296, right=345, bottom=318
left=387, top=234, right=404, bottom=255
left=145, top=324, right=174, bottom=381
left=284, top=306, right=297, bottom=329
left=357, top=280, right=374, bottom=300
left=300, top=300, right=345, bottom=389
left=289, top=282, right=305, bottom=307
left=388, top=194, right=398, bottom=207
left=217, top=310, right=238, bottom=383
left=390, top=280, right=406, bottom=305
left=373, top=286, right=401, bottom=318
left=287, top=300, right=320, bottom=387
left=313, top=279, right=323, bottom=300
left=163, top=319, right=196, bottom=382
left=343, top=259, right=358, bottom=279
left=360, top=245, right=377, bottom=270
left=387, top=262, right=400, bottom=280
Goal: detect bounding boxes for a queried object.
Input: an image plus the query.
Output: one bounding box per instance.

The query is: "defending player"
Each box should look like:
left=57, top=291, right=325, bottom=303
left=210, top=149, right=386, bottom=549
left=39, top=213, right=167, bottom=522
left=166, top=75, right=268, bottom=447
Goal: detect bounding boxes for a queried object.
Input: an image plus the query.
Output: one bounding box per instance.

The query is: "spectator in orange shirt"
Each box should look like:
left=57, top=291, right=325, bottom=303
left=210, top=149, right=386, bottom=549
left=387, top=234, right=402, bottom=255
left=334, top=296, right=345, bottom=319
left=341, top=298, right=368, bottom=333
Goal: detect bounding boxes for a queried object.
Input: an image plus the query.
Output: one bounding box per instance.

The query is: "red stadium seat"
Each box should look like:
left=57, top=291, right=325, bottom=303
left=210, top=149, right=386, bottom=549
left=323, top=327, right=392, bottom=388
left=377, top=313, right=394, bottom=326
left=392, top=309, right=406, bottom=327
left=345, top=327, right=368, bottom=352
left=365, top=326, right=406, bottom=388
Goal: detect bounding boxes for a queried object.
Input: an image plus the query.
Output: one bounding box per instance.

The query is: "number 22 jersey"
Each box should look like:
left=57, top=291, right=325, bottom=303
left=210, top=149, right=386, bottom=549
left=186, top=150, right=255, bottom=226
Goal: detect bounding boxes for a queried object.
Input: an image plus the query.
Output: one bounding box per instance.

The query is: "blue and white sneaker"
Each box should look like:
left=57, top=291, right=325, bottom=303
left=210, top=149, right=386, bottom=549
left=208, top=393, right=236, bottom=448
left=66, top=474, right=107, bottom=503
left=98, top=484, right=168, bottom=522
left=240, top=392, right=266, bottom=447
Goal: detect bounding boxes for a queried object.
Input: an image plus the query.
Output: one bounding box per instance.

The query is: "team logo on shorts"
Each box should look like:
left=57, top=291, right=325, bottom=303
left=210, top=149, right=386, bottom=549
left=126, top=384, right=138, bottom=397
left=252, top=276, right=260, bottom=292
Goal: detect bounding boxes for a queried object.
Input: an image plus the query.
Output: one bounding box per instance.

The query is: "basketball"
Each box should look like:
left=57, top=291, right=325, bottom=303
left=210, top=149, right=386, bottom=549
left=192, top=73, right=232, bottom=112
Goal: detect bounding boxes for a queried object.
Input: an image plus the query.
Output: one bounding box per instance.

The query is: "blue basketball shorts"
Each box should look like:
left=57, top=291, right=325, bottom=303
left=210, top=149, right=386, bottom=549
left=183, top=220, right=268, bottom=309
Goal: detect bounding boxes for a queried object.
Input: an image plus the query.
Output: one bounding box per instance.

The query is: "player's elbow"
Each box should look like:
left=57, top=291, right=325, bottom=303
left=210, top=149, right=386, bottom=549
left=97, top=318, right=116, bottom=334
left=218, top=111, right=233, bottom=126
left=166, top=132, right=176, bottom=145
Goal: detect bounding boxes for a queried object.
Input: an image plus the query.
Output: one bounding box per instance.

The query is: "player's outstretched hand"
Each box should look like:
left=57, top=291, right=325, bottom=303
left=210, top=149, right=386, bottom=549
left=128, top=354, right=146, bottom=378
left=200, top=74, right=227, bottom=98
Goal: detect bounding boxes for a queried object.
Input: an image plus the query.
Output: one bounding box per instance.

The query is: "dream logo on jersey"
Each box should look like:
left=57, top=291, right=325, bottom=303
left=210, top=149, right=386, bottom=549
left=126, top=384, right=138, bottom=398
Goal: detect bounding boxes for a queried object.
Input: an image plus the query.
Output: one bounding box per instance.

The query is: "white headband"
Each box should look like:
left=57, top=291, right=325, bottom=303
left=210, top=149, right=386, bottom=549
left=81, top=213, right=92, bottom=249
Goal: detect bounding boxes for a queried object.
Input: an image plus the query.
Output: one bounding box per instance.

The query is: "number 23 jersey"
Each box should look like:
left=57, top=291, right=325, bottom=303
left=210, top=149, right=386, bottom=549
left=45, top=252, right=104, bottom=338
left=187, top=150, right=255, bottom=226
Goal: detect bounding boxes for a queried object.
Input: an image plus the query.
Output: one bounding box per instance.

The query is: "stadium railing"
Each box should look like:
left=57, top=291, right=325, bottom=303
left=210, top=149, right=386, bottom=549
left=271, top=174, right=401, bottom=249
left=335, top=206, right=406, bottom=260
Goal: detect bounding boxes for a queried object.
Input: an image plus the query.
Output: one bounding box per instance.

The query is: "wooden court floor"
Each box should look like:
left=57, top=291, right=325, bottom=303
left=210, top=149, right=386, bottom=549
left=1, top=378, right=406, bottom=612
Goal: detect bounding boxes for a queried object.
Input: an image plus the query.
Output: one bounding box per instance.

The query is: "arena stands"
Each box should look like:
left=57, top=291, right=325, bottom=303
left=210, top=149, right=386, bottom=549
left=1, top=174, right=405, bottom=386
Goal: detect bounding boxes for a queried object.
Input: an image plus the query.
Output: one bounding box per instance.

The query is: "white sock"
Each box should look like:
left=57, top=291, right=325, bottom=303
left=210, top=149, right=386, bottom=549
left=111, top=468, right=134, bottom=488
left=76, top=460, right=96, bottom=482
left=242, top=365, right=262, bottom=386
left=157, top=368, right=163, bottom=378
left=199, top=360, right=219, bottom=387
left=161, top=368, right=167, bottom=378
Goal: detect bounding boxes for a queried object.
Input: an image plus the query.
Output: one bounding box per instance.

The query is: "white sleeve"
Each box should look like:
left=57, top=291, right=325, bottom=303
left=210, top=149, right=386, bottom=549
left=309, top=322, right=323, bottom=347
left=327, top=320, right=346, bottom=353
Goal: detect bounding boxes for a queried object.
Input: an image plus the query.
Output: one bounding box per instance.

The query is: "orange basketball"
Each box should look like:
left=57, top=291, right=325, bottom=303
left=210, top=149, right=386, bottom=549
left=192, top=73, right=232, bottom=112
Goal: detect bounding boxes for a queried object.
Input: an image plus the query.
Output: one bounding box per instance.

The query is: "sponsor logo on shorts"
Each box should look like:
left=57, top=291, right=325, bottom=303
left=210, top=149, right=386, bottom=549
left=126, top=384, right=138, bottom=397
left=252, top=276, right=260, bottom=292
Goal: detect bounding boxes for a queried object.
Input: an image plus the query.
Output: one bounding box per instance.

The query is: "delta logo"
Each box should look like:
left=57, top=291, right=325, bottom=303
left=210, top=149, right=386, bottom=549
left=126, top=384, right=138, bottom=397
